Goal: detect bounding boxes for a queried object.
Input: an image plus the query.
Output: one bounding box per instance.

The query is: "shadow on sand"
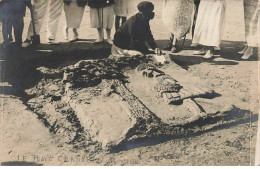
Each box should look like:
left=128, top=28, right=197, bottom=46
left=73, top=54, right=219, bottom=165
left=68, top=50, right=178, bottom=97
left=155, top=39, right=258, bottom=70
left=112, top=107, right=257, bottom=153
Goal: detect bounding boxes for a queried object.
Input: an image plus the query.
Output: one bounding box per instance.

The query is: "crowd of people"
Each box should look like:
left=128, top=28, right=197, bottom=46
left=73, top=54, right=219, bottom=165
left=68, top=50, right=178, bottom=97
left=0, top=0, right=259, bottom=60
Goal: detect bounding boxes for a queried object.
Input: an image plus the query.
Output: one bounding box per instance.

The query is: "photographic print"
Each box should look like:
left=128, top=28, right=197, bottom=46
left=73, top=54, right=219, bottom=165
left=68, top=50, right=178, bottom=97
left=0, top=0, right=259, bottom=166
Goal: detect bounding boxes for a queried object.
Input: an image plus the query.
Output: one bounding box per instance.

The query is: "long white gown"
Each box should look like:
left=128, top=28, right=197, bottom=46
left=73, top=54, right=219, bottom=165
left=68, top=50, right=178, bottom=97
left=162, top=0, right=195, bottom=40
left=90, top=5, right=114, bottom=29
left=244, top=0, right=259, bottom=47
left=64, top=0, right=85, bottom=28
left=192, top=0, right=226, bottom=47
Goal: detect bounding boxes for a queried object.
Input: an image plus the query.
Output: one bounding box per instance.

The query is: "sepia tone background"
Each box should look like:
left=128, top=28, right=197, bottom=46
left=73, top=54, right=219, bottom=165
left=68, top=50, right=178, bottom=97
left=0, top=0, right=259, bottom=166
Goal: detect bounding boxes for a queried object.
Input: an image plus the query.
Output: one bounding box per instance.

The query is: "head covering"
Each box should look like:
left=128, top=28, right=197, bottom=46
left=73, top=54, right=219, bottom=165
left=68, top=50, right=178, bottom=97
left=137, top=1, right=154, bottom=14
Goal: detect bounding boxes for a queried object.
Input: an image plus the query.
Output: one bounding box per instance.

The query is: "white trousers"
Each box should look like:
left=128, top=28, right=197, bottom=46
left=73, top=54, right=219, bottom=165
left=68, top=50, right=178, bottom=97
left=26, top=0, right=63, bottom=40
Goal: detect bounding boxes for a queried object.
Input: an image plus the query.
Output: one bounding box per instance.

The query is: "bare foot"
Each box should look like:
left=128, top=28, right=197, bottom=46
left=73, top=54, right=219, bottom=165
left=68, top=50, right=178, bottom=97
left=241, top=47, right=253, bottom=60
left=238, top=46, right=248, bottom=54
left=203, top=50, right=213, bottom=59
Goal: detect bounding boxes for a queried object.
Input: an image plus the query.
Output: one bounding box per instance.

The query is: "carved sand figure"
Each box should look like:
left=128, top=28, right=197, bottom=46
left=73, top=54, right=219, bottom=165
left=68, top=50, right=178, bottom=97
left=24, top=52, right=250, bottom=151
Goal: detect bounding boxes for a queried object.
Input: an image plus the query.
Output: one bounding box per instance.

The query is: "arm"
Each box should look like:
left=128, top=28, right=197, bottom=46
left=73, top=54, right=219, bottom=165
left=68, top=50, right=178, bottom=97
left=146, top=31, right=156, bottom=50
left=145, top=22, right=162, bottom=55
left=145, top=23, right=157, bottom=50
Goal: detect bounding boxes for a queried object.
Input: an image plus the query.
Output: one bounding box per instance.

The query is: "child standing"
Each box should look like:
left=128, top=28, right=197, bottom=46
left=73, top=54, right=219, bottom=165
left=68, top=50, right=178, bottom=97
left=114, top=0, right=129, bottom=31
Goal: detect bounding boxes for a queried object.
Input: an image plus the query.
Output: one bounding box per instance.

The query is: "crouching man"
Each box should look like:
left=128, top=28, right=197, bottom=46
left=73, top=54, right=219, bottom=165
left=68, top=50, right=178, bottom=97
left=111, top=1, right=162, bottom=57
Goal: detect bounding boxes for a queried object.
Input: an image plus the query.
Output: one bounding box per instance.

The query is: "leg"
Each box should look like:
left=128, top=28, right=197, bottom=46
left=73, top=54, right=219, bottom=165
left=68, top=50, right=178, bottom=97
left=106, top=28, right=113, bottom=44
left=8, top=26, right=13, bottom=42
left=121, top=17, right=127, bottom=25
left=106, top=28, right=111, bottom=39
left=2, top=19, right=10, bottom=44
left=203, top=46, right=214, bottom=59
left=72, top=28, right=79, bottom=40
left=115, top=15, right=120, bottom=31
left=95, top=28, right=104, bottom=42
left=47, top=0, right=63, bottom=41
left=26, top=0, right=48, bottom=40
left=13, top=16, right=24, bottom=46
left=163, top=33, right=174, bottom=51
left=6, top=19, right=12, bottom=42
left=3, top=3, right=13, bottom=43
left=171, top=36, right=179, bottom=53
left=63, top=26, right=69, bottom=40
left=241, top=46, right=254, bottom=60
left=238, top=45, right=248, bottom=54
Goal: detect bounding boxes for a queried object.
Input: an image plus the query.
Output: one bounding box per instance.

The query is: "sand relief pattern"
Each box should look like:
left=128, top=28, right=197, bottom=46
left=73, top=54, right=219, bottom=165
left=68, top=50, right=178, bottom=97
left=25, top=54, right=252, bottom=151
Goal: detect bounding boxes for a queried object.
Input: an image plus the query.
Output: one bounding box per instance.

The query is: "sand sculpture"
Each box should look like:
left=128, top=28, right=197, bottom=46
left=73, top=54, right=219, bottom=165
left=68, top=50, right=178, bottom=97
left=26, top=54, right=249, bottom=151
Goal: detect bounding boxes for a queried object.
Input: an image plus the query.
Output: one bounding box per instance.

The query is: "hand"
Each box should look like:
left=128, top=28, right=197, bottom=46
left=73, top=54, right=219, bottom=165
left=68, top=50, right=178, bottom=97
left=154, top=48, right=162, bottom=56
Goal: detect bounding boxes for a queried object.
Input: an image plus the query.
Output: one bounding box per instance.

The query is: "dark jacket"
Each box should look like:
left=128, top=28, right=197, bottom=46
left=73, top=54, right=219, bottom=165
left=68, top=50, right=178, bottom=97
left=63, top=0, right=88, bottom=7
left=113, top=13, right=157, bottom=54
left=87, top=0, right=115, bottom=8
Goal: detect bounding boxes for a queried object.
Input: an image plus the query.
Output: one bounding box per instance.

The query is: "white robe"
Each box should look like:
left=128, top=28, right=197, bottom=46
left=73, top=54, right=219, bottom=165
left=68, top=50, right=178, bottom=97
left=162, top=0, right=195, bottom=40
left=64, top=0, right=85, bottom=28
left=90, top=5, right=114, bottom=29
left=192, top=0, right=226, bottom=47
left=244, top=0, right=260, bottom=47
left=243, top=0, right=258, bottom=37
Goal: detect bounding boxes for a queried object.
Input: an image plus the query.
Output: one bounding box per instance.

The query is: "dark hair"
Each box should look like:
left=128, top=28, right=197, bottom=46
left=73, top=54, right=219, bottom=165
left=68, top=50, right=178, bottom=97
left=137, top=1, right=154, bottom=13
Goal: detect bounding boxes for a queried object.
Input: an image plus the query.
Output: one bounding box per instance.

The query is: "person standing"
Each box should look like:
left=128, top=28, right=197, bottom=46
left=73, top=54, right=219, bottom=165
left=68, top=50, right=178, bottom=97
left=114, top=0, right=129, bottom=31
left=88, top=0, right=115, bottom=44
left=192, top=0, right=226, bottom=59
left=0, top=0, right=12, bottom=46
left=239, top=0, right=259, bottom=60
left=162, top=0, right=195, bottom=53
left=63, top=0, right=87, bottom=41
left=0, top=0, right=32, bottom=47
left=23, top=0, right=63, bottom=46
